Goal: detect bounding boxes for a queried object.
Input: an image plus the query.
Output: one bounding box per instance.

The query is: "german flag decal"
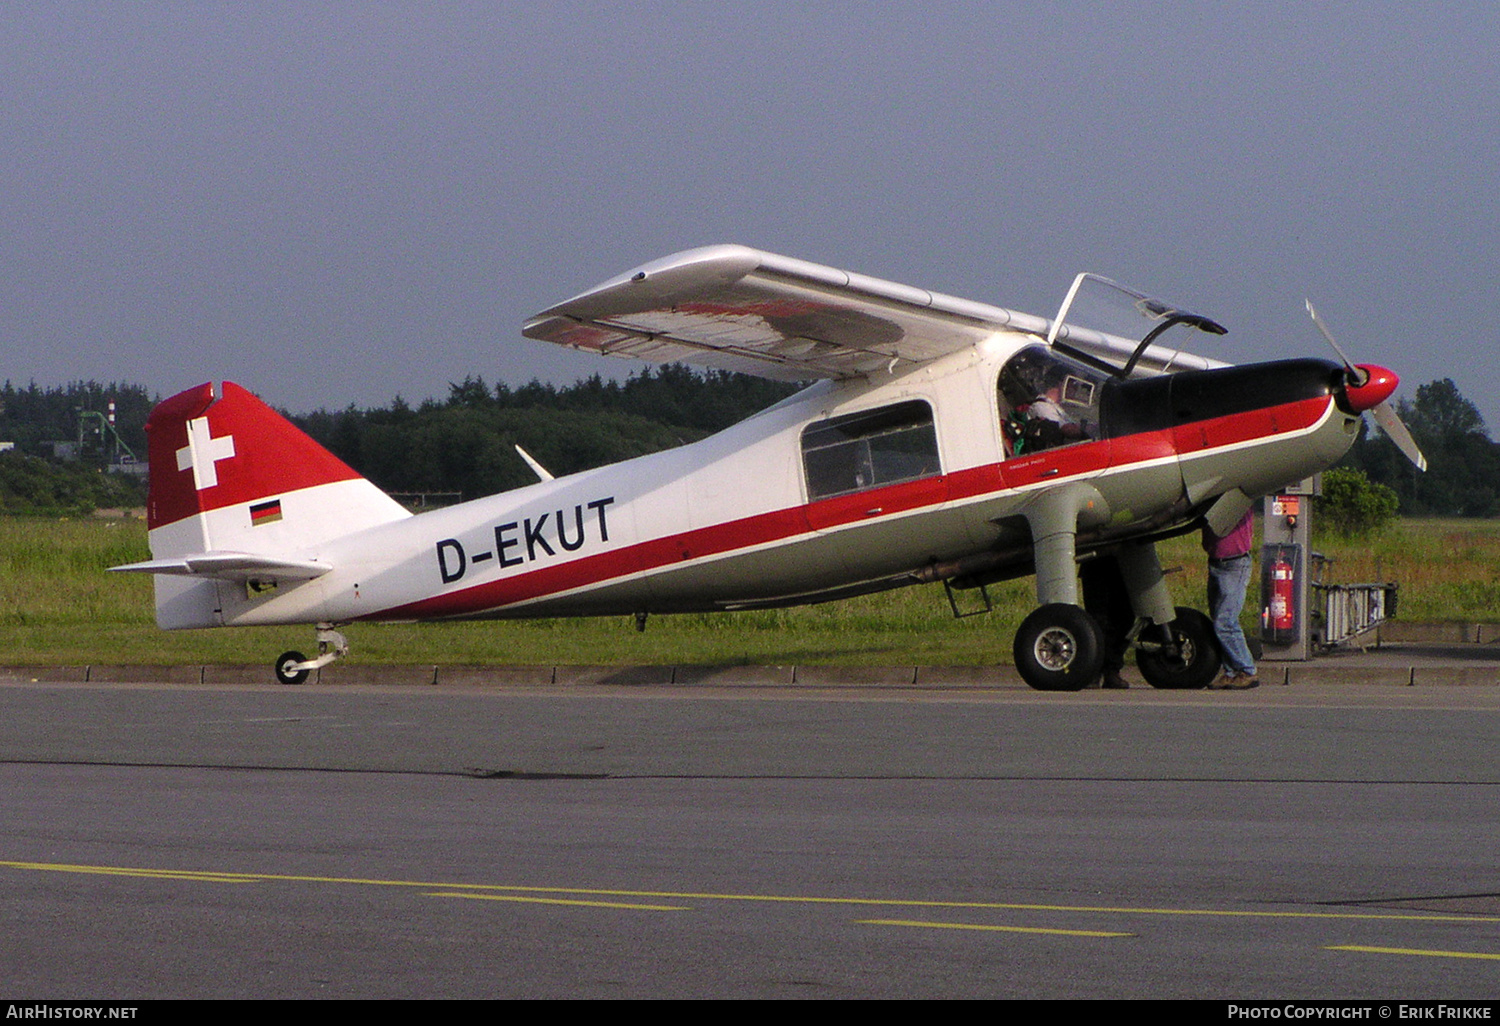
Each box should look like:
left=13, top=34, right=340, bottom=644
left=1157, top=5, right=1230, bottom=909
left=250, top=498, right=283, bottom=526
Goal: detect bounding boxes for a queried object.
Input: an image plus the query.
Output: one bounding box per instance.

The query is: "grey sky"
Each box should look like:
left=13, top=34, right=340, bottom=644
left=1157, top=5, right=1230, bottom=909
left=4, top=2, right=1496, bottom=428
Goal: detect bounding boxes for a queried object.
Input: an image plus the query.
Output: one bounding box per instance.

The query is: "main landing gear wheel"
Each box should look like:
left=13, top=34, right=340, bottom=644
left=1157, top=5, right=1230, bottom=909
left=1137, top=607, right=1221, bottom=690
left=1013, top=603, right=1106, bottom=692
left=274, top=651, right=311, bottom=686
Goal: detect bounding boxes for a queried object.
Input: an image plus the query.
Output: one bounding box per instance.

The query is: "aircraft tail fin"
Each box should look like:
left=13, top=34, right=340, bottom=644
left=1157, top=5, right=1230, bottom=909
left=115, top=382, right=409, bottom=627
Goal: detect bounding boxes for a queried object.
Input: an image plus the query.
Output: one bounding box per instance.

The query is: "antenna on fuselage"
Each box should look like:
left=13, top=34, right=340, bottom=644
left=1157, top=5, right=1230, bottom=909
left=514, top=444, right=555, bottom=482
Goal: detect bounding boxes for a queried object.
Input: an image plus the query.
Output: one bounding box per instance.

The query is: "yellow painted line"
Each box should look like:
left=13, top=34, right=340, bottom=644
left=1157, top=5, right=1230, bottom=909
left=857, top=919, right=1132, bottom=938
left=1328, top=945, right=1500, bottom=962
left=428, top=891, right=688, bottom=911
left=2, top=860, right=1496, bottom=924
left=0, top=861, right=258, bottom=884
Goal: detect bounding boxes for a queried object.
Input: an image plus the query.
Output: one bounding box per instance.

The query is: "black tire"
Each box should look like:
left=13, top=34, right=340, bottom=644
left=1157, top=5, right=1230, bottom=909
left=1137, top=607, right=1221, bottom=690
left=1013, top=604, right=1105, bottom=692
left=274, top=650, right=311, bottom=686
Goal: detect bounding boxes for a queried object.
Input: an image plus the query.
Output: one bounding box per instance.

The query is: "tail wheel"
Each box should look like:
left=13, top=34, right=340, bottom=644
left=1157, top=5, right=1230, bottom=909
left=1013, top=604, right=1105, bottom=692
left=1137, top=607, right=1221, bottom=689
left=274, top=651, right=311, bottom=686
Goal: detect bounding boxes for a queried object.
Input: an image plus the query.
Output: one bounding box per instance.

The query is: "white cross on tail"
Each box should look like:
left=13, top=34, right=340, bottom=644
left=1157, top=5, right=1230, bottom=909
left=176, top=416, right=236, bottom=490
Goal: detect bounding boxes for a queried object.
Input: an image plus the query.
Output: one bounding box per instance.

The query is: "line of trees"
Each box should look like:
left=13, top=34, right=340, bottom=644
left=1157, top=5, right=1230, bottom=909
left=0, top=381, right=153, bottom=514
left=294, top=366, right=798, bottom=500
left=0, top=381, right=152, bottom=458
left=3, top=370, right=1499, bottom=518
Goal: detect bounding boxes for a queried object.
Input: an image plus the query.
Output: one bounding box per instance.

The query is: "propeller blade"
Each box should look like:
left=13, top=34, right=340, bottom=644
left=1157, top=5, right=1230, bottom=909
left=1371, top=399, right=1429, bottom=472
left=1305, top=300, right=1426, bottom=471
left=1306, top=300, right=1367, bottom=385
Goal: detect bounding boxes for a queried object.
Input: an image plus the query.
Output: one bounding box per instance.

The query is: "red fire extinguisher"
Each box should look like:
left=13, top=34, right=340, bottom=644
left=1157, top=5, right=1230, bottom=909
left=1270, top=555, right=1295, bottom=630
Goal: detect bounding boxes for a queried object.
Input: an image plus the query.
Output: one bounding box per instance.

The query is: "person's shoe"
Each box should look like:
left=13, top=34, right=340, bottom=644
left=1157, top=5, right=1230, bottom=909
left=1102, top=670, right=1129, bottom=689
left=1209, top=673, right=1259, bottom=690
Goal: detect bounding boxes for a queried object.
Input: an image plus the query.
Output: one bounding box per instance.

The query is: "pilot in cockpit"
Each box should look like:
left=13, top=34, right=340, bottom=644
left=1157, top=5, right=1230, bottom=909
left=1001, top=370, right=1074, bottom=455
left=1028, top=368, right=1070, bottom=424
left=998, top=347, right=1101, bottom=457
left=1023, top=368, right=1086, bottom=452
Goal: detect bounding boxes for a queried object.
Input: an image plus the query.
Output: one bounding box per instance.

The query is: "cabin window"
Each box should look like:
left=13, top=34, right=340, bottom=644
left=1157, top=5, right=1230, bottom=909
left=801, top=400, right=940, bottom=500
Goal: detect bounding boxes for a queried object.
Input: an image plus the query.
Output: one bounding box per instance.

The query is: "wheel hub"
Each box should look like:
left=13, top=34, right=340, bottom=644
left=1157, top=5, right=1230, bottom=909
left=1033, top=628, right=1079, bottom=670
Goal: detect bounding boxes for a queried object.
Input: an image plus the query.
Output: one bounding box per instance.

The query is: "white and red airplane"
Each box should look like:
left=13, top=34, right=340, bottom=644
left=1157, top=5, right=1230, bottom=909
left=112, top=245, right=1424, bottom=689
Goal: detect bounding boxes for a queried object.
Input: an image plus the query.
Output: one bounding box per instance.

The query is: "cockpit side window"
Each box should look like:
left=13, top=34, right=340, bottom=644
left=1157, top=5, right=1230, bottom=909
left=997, top=345, right=1105, bottom=457
left=801, top=400, right=940, bottom=500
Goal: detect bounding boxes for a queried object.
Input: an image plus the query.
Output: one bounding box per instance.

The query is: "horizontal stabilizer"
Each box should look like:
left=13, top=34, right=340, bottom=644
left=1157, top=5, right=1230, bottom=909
left=110, top=552, right=332, bottom=583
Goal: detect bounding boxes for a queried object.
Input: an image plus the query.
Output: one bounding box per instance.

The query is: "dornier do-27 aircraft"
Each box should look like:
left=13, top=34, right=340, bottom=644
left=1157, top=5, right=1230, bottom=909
left=112, top=245, right=1426, bottom=689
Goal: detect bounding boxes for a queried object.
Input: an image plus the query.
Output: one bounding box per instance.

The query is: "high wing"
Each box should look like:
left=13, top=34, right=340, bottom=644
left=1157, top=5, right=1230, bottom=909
left=523, top=244, right=1026, bottom=381
left=524, top=245, right=1221, bottom=382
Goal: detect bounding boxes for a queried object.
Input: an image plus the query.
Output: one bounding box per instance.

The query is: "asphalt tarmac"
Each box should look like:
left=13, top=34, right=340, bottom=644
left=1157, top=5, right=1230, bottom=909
left=3, top=666, right=1499, bottom=999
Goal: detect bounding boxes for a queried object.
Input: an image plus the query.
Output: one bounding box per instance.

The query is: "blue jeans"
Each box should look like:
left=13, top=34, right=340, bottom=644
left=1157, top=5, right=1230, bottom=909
left=1207, top=554, right=1256, bottom=676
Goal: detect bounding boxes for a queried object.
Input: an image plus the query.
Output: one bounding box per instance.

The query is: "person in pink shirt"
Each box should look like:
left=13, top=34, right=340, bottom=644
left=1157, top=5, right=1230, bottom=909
left=1202, top=510, right=1259, bottom=689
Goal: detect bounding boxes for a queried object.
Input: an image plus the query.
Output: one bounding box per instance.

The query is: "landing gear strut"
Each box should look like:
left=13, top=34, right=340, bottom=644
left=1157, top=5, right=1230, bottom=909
left=1013, top=492, right=1215, bottom=692
left=272, top=624, right=349, bottom=685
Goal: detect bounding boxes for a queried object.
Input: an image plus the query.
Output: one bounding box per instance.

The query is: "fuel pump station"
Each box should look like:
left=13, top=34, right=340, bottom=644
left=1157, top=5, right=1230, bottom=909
left=1260, top=477, right=1316, bottom=661
left=1260, top=475, right=1399, bottom=660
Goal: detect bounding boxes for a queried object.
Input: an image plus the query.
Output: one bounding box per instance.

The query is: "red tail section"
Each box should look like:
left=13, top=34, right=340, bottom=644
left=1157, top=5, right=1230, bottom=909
left=141, top=382, right=409, bottom=567
left=145, top=382, right=367, bottom=531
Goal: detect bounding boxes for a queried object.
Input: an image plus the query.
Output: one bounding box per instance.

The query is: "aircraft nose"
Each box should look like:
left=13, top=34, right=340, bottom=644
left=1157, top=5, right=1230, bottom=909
left=1342, top=364, right=1399, bottom=412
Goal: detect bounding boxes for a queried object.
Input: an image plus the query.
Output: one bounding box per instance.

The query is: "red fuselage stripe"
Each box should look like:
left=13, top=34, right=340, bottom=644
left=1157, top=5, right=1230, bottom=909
left=369, top=396, right=1332, bottom=621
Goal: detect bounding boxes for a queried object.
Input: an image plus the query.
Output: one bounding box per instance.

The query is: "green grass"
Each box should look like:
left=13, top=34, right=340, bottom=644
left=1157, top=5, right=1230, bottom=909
left=1, top=515, right=1495, bottom=667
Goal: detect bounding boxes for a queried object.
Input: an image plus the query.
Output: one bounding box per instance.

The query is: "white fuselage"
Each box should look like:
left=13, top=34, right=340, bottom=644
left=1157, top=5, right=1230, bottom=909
left=198, top=329, right=1354, bottom=628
